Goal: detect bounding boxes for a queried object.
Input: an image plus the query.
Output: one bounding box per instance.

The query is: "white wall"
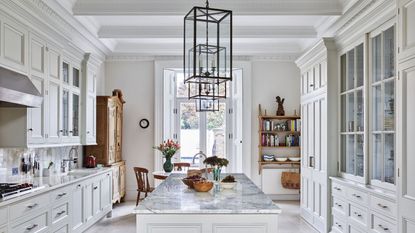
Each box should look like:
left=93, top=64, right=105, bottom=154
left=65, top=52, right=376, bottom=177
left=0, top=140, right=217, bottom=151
left=105, top=60, right=155, bottom=200
left=250, top=60, right=301, bottom=190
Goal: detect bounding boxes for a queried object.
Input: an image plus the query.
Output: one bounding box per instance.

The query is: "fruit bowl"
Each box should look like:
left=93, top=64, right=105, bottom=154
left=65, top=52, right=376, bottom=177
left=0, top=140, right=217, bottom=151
left=193, top=180, right=214, bottom=192
left=182, top=175, right=205, bottom=189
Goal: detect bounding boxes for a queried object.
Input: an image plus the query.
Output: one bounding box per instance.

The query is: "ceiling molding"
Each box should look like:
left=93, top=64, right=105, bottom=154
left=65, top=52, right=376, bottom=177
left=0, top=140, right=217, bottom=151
left=17, top=0, right=111, bottom=59
left=98, top=26, right=317, bottom=39
left=106, top=54, right=299, bottom=62
left=73, top=0, right=343, bottom=16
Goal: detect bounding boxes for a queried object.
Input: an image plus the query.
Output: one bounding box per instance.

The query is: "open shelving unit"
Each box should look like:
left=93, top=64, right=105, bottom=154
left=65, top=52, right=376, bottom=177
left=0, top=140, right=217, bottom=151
left=258, top=115, right=301, bottom=174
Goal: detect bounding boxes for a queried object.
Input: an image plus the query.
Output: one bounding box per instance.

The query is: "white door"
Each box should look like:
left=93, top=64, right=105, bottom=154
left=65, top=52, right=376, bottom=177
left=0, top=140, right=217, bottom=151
left=398, top=58, right=415, bottom=233
left=231, top=69, right=243, bottom=172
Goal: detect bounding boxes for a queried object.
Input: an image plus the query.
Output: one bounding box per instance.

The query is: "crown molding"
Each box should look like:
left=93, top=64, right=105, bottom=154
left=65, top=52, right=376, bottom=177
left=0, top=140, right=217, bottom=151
left=295, top=38, right=336, bottom=69
left=106, top=54, right=299, bottom=62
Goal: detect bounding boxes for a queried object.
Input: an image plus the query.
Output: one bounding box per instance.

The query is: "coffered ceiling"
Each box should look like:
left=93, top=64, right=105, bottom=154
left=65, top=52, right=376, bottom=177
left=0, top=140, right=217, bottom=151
left=46, top=0, right=356, bottom=57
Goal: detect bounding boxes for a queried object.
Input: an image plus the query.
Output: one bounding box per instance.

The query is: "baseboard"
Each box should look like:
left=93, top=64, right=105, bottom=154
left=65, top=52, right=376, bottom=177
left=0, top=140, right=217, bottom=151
left=268, top=194, right=300, bottom=201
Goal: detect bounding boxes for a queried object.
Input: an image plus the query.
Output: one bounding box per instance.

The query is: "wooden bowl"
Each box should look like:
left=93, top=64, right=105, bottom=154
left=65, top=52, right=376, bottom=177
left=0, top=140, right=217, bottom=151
left=193, top=181, right=214, bottom=192
left=182, top=178, right=195, bottom=188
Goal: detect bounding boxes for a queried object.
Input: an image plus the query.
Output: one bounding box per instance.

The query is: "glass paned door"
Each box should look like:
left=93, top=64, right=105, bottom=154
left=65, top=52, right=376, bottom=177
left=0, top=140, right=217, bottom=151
left=206, top=103, right=226, bottom=158
left=370, top=25, right=396, bottom=187
left=178, top=102, right=200, bottom=162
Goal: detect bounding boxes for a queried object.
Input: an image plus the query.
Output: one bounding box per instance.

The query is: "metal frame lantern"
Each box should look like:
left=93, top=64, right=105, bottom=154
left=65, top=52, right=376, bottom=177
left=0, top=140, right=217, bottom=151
left=184, top=0, right=232, bottom=112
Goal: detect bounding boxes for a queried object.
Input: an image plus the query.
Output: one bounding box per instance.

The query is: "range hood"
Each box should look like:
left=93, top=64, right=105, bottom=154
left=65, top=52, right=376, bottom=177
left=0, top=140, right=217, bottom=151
left=0, top=66, right=43, bottom=108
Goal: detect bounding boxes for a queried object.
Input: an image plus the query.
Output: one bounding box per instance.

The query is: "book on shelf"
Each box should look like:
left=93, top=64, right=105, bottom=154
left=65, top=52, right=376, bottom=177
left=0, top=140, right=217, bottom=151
left=261, top=119, right=301, bottom=132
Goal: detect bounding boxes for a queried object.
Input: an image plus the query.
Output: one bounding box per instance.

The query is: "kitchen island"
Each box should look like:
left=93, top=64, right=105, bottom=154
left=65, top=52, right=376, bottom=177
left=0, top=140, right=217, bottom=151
left=134, top=173, right=281, bottom=233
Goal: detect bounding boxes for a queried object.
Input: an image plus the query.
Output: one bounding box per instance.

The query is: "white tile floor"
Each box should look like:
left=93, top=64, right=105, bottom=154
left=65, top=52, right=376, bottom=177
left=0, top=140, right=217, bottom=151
left=85, top=201, right=318, bottom=233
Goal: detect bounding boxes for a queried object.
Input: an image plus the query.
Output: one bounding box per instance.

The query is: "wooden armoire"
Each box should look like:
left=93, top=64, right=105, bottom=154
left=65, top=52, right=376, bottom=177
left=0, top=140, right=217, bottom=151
left=84, top=89, right=126, bottom=203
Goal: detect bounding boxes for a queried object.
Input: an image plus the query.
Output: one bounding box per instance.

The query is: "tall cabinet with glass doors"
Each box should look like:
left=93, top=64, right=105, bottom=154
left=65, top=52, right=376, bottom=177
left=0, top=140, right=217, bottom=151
left=330, top=22, right=398, bottom=233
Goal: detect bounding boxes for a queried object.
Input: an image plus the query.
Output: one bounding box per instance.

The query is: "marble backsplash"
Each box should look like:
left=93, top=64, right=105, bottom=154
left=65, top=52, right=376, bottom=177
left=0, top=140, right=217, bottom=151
left=0, top=146, right=83, bottom=177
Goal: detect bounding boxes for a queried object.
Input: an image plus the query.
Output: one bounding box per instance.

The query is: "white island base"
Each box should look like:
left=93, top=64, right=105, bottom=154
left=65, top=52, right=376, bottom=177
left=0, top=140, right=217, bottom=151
left=135, top=174, right=281, bottom=233
left=137, top=214, right=278, bottom=233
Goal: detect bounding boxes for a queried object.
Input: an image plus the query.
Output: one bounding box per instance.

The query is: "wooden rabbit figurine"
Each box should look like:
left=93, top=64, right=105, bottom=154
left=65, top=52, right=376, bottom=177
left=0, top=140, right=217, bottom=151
left=276, top=96, right=285, bottom=116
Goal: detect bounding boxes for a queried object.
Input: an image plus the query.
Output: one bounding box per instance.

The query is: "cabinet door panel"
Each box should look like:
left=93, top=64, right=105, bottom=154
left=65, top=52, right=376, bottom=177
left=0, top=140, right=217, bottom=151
left=4, top=22, right=25, bottom=66
left=48, top=48, right=60, bottom=80
left=28, top=75, right=45, bottom=144
left=30, top=36, right=45, bottom=74
left=83, top=182, right=93, bottom=222
left=399, top=59, right=415, bottom=232
left=48, top=81, right=60, bottom=142
left=400, top=0, right=415, bottom=60
left=86, top=95, right=96, bottom=141
left=100, top=173, right=112, bottom=210
left=71, top=184, right=83, bottom=232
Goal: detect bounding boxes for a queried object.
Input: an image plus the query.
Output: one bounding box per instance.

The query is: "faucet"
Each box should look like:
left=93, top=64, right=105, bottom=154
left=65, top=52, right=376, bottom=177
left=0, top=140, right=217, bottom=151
left=63, top=147, right=79, bottom=172
left=192, top=151, right=208, bottom=179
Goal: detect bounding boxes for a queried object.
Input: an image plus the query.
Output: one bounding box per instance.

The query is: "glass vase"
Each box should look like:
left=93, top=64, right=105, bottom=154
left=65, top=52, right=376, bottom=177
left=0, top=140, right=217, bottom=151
left=213, top=167, right=221, bottom=181
left=163, top=157, right=173, bottom=173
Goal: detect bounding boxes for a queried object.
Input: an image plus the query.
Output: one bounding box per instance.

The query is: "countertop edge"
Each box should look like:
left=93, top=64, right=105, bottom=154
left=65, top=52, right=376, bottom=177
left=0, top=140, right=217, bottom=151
left=0, top=168, right=112, bottom=207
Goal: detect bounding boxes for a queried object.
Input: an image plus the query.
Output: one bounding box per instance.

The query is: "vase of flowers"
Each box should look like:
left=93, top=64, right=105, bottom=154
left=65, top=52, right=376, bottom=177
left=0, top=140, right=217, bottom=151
left=154, top=139, right=180, bottom=172
left=203, top=156, right=229, bottom=181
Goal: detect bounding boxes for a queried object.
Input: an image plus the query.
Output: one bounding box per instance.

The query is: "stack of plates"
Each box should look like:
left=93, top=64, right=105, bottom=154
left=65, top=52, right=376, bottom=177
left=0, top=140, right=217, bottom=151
left=262, top=155, right=275, bottom=162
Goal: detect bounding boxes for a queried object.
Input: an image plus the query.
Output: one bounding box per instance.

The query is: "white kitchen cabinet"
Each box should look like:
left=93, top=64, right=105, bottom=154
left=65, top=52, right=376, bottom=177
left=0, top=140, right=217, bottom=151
left=83, top=181, right=94, bottom=223
left=397, top=57, right=415, bottom=233
left=1, top=18, right=28, bottom=73
left=92, top=180, right=101, bottom=216
left=47, top=44, right=62, bottom=144
left=81, top=53, right=98, bottom=145
left=71, top=183, right=83, bottom=233
left=27, top=33, right=47, bottom=145
left=100, top=172, right=112, bottom=211
left=295, top=38, right=338, bottom=233
left=0, top=226, right=6, bottom=233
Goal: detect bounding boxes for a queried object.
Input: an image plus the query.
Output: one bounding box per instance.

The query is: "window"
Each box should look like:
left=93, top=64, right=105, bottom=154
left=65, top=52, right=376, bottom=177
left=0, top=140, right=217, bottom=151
left=370, top=26, right=396, bottom=186
left=340, top=43, right=365, bottom=178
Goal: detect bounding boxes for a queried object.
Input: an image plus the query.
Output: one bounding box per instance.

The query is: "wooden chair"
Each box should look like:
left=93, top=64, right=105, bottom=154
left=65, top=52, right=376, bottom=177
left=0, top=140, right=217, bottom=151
left=133, top=167, right=154, bottom=205
left=174, top=162, right=191, bottom=171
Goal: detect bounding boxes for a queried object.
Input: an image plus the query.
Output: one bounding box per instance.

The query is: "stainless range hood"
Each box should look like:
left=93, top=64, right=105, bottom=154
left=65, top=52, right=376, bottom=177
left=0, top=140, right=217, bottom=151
left=0, top=66, right=43, bottom=108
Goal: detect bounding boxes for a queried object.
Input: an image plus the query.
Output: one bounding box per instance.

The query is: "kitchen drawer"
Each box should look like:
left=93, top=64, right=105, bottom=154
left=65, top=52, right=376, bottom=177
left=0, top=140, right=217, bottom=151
left=332, top=182, right=346, bottom=198
left=0, top=207, right=8, bottom=226
left=332, top=214, right=347, bottom=233
left=11, top=211, right=48, bottom=233
left=10, top=193, right=49, bottom=220
left=349, top=225, right=365, bottom=233
left=52, top=202, right=69, bottom=225
left=53, top=224, right=69, bottom=233
left=0, top=225, right=6, bottom=233
left=349, top=203, right=368, bottom=228
left=371, top=213, right=397, bottom=233
left=347, top=188, right=368, bottom=206
left=332, top=196, right=347, bottom=216
left=50, top=186, right=71, bottom=203
left=370, top=195, right=397, bottom=219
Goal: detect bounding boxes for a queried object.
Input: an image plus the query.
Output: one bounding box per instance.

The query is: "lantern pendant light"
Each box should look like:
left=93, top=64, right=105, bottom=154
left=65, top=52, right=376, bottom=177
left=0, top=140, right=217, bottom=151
left=184, top=0, right=233, bottom=112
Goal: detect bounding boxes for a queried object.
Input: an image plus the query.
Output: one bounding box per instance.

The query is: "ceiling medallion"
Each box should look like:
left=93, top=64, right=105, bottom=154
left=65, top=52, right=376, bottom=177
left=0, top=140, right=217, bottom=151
left=183, top=0, right=233, bottom=112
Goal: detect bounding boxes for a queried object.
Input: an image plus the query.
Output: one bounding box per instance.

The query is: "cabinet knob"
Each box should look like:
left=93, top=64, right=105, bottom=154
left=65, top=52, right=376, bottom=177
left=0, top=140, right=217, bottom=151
left=26, top=203, right=38, bottom=209
left=378, top=224, right=389, bottom=231
left=28, top=128, right=33, bottom=131
left=377, top=203, right=388, bottom=209
left=352, top=194, right=361, bottom=198
left=310, top=84, right=314, bottom=87
left=87, top=131, right=90, bottom=134
left=26, top=224, right=38, bottom=231
left=94, top=186, right=98, bottom=190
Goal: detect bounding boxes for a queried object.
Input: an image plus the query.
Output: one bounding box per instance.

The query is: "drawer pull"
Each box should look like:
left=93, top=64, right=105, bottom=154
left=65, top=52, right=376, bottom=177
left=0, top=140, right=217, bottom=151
left=335, top=222, right=342, bottom=228
left=377, top=203, right=388, bottom=209
left=354, top=211, right=362, bottom=217
left=56, top=210, right=66, bottom=216
left=94, top=186, right=98, bottom=190
left=378, top=224, right=389, bottom=231
left=57, top=192, right=67, bottom=198
left=335, top=203, right=342, bottom=207
left=334, top=187, right=341, bottom=191
left=352, top=194, right=361, bottom=198
left=26, top=224, right=38, bottom=231
left=26, top=203, right=38, bottom=209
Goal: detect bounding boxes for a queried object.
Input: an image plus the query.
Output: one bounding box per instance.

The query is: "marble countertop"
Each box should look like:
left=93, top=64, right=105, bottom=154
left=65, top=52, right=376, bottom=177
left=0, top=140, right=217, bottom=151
left=135, top=173, right=281, bottom=214
left=0, top=167, right=111, bottom=207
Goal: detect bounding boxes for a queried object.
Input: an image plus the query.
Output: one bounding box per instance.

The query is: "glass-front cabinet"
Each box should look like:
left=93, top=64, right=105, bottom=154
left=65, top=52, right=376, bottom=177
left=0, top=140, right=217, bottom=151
left=61, top=58, right=81, bottom=142
left=339, top=24, right=396, bottom=190
left=370, top=25, right=396, bottom=189
left=340, top=43, right=365, bottom=180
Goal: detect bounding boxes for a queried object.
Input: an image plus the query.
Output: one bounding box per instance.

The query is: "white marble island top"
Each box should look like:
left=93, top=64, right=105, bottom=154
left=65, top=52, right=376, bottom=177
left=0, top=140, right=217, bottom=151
left=135, top=173, right=281, bottom=214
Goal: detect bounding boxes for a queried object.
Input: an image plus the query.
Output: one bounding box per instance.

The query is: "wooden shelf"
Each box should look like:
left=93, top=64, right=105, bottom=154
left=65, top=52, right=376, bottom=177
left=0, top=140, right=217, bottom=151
left=259, top=161, right=301, bottom=165
left=259, top=146, right=300, bottom=149
left=260, top=130, right=301, bottom=134
left=258, top=161, right=301, bottom=174
left=259, top=115, right=301, bottom=120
